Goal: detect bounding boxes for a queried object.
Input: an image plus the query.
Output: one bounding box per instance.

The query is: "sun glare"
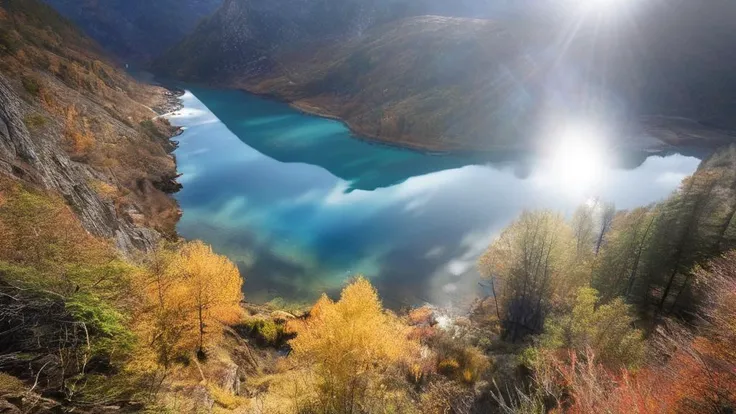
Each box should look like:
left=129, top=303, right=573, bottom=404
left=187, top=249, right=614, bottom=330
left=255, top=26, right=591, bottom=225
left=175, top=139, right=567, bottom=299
left=576, top=0, right=637, bottom=15
left=542, top=123, right=608, bottom=194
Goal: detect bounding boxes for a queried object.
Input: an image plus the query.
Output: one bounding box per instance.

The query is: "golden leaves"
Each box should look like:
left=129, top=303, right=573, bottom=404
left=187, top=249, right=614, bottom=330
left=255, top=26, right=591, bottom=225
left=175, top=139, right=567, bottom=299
left=287, top=276, right=418, bottom=411
left=132, top=241, right=244, bottom=367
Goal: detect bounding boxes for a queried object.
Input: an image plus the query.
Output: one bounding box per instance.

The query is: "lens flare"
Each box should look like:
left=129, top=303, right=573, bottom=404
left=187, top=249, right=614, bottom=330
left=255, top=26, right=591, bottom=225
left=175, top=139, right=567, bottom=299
left=541, top=122, right=609, bottom=195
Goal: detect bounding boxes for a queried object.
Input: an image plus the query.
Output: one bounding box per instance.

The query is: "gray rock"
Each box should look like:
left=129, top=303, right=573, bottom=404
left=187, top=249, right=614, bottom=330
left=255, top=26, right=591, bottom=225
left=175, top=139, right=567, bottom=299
left=0, top=74, right=159, bottom=254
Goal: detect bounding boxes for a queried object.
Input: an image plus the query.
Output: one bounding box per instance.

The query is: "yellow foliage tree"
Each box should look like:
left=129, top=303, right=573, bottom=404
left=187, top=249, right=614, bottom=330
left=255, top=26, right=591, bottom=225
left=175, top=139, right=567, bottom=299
left=133, top=241, right=243, bottom=367
left=177, top=241, right=243, bottom=357
left=287, top=277, right=418, bottom=413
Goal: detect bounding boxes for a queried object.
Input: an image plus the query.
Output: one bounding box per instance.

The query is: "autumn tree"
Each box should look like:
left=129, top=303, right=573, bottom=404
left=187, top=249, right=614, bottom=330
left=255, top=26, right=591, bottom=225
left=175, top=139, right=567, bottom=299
left=176, top=241, right=243, bottom=357
left=537, top=252, right=736, bottom=413
left=287, top=277, right=418, bottom=413
left=134, top=241, right=243, bottom=366
left=478, top=211, right=585, bottom=342
left=132, top=246, right=191, bottom=370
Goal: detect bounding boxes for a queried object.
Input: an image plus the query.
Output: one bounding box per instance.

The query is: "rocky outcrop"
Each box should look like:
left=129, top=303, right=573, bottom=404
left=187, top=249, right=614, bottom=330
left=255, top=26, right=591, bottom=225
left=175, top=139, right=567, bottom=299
left=0, top=74, right=159, bottom=252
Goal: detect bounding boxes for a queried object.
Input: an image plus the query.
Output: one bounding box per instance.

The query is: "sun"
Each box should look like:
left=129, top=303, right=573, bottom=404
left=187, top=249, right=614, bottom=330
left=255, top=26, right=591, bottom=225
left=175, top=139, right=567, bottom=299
left=541, top=122, right=609, bottom=195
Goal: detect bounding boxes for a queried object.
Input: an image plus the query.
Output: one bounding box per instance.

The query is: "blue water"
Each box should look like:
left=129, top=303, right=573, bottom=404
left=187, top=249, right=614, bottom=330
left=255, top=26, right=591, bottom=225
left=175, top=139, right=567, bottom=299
left=168, top=87, right=701, bottom=309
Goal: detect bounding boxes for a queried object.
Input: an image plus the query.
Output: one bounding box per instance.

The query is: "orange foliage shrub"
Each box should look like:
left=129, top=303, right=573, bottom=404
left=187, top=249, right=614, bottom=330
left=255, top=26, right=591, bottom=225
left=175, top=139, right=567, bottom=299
left=408, top=306, right=435, bottom=326
left=538, top=253, right=736, bottom=413
left=63, top=104, right=95, bottom=155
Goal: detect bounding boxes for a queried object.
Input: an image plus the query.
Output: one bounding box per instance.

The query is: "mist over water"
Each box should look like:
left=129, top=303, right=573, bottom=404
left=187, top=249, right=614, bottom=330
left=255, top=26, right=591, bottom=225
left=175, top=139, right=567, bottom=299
left=168, top=87, right=700, bottom=309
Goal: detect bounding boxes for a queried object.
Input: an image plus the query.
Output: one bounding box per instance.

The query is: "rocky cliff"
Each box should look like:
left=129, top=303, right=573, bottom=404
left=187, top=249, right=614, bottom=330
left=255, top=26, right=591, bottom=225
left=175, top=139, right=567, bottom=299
left=0, top=0, right=181, bottom=252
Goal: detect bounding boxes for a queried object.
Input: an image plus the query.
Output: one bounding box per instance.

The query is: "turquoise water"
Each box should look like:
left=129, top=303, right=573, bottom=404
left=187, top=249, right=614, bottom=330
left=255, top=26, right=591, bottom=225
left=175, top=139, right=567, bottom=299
left=168, top=87, right=701, bottom=309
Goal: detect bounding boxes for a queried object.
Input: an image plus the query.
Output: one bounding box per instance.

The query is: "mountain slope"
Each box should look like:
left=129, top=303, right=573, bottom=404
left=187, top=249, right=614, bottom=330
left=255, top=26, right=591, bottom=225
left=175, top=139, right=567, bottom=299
left=0, top=0, right=180, bottom=250
left=42, top=0, right=222, bottom=63
left=158, top=0, right=736, bottom=152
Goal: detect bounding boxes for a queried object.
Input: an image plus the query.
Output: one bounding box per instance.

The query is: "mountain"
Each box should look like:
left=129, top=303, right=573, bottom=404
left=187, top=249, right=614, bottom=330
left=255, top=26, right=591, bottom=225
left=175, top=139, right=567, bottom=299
left=0, top=0, right=180, bottom=250
left=157, top=0, right=736, bottom=152
left=42, top=0, right=222, bottom=63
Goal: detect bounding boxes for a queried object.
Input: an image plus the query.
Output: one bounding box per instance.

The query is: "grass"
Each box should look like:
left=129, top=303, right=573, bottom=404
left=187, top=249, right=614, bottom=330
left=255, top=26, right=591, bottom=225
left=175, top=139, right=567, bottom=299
left=208, top=384, right=249, bottom=410
left=241, top=317, right=287, bottom=348
left=0, top=373, right=26, bottom=396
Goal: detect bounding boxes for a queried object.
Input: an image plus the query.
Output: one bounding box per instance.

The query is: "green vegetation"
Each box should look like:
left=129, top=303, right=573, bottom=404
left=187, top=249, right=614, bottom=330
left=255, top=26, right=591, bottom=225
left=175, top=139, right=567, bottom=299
left=21, top=75, right=41, bottom=96
left=0, top=177, right=245, bottom=410
left=2, top=136, right=736, bottom=413
left=476, top=146, right=736, bottom=412
left=22, top=113, right=47, bottom=129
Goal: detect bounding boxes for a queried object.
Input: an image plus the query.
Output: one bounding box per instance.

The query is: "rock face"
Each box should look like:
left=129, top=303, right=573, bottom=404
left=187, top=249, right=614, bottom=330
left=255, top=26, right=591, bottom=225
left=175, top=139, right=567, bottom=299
left=158, top=0, right=736, bottom=152
left=0, top=74, right=159, bottom=252
left=0, top=0, right=181, bottom=252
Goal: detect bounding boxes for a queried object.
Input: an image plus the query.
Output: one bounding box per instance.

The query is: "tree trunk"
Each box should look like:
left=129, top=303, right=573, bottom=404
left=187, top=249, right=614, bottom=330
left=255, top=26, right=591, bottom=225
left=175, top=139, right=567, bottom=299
left=626, top=214, right=657, bottom=299
left=198, top=304, right=204, bottom=356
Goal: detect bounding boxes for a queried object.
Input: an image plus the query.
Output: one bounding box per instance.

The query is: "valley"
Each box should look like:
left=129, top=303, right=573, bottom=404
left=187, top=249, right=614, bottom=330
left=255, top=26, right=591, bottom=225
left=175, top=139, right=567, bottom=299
left=1, top=0, right=736, bottom=412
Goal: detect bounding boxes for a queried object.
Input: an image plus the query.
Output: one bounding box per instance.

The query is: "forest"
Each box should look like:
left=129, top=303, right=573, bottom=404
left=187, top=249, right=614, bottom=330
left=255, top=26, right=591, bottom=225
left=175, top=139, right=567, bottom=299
left=2, top=146, right=736, bottom=413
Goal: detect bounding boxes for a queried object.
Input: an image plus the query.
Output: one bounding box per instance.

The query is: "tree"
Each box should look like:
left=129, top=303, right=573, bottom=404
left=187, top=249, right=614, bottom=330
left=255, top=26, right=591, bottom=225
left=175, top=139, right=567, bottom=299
left=133, top=241, right=243, bottom=365
left=177, top=241, right=243, bottom=358
left=594, top=201, right=616, bottom=256
left=539, top=252, right=736, bottom=414
left=591, top=207, right=657, bottom=302
left=287, top=277, right=418, bottom=413
left=133, top=245, right=192, bottom=369
left=643, top=170, right=721, bottom=314
left=571, top=203, right=596, bottom=259
left=538, top=287, right=644, bottom=369
left=478, top=211, right=585, bottom=342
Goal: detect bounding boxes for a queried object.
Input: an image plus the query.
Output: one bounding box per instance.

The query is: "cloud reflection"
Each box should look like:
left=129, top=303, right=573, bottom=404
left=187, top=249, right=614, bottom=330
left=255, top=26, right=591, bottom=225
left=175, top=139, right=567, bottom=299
left=170, top=88, right=701, bottom=309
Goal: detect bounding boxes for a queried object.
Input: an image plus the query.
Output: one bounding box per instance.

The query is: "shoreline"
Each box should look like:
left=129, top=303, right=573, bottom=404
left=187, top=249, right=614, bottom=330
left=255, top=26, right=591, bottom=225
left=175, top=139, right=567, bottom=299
left=155, top=76, right=733, bottom=160
left=236, top=85, right=733, bottom=160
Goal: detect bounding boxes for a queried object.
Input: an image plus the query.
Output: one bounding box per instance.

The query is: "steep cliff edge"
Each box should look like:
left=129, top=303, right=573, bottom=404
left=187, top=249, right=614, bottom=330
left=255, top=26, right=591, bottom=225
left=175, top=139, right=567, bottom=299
left=0, top=0, right=181, bottom=251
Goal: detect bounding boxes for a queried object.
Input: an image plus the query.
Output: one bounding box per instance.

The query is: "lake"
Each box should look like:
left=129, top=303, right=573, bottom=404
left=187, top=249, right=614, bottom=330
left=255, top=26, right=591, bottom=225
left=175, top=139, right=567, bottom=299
left=167, top=87, right=700, bottom=309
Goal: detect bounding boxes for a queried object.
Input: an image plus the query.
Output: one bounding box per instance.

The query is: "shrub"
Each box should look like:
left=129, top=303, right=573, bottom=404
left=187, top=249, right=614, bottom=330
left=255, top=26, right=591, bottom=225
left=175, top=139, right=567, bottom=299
left=0, top=373, right=25, bottom=396
left=243, top=318, right=286, bottom=347
left=0, top=27, right=20, bottom=55
left=21, top=75, right=41, bottom=96
left=207, top=384, right=249, bottom=410
left=538, top=287, right=644, bottom=369
left=23, top=113, right=47, bottom=130
left=408, top=306, right=435, bottom=326
left=438, top=358, right=460, bottom=376
left=65, top=292, right=135, bottom=358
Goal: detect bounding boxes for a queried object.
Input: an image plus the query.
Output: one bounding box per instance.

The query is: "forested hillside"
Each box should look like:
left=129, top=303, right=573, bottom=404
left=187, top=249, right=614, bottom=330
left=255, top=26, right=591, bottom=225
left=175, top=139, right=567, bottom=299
left=157, top=0, right=736, bottom=152
left=42, top=0, right=223, bottom=63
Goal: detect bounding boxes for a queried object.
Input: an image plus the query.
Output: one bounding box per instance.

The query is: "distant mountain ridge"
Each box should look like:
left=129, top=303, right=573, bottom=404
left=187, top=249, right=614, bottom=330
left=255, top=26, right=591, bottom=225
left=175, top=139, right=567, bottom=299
left=42, top=0, right=223, bottom=63
left=156, top=0, right=736, bottom=152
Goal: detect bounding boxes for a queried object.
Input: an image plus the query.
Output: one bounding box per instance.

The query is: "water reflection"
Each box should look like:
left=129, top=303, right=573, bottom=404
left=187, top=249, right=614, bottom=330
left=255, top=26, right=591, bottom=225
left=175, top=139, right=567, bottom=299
left=169, top=88, right=700, bottom=309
